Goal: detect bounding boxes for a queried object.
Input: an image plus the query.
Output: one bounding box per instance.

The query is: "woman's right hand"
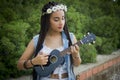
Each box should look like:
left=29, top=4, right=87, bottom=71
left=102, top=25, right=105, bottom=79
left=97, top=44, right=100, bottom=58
left=32, top=52, right=48, bottom=65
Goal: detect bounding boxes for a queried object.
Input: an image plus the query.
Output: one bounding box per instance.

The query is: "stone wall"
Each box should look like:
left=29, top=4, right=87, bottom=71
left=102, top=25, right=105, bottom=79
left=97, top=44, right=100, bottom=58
left=75, top=50, right=120, bottom=80
left=87, top=62, right=120, bottom=80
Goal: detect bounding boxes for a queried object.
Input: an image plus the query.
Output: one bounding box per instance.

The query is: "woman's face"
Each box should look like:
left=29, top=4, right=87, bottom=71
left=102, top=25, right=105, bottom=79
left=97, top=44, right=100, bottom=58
left=49, top=10, right=65, bottom=32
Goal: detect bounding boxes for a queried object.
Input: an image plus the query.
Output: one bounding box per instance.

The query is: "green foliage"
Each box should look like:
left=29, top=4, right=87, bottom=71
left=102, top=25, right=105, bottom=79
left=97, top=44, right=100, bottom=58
left=26, top=6, right=41, bottom=40
left=0, top=0, right=120, bottom=79
left=80, top=44, right=97, bottom=63
left=0, top=20, right=30, bottom=79
left=67, top=6, right=83, bottom=33
left=0, top=37, right=15, bottom=54
left=89, top=16, right=120, bottom=54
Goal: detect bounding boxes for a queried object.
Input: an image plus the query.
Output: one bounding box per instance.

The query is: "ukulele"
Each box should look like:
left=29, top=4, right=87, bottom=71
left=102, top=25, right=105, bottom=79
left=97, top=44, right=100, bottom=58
left=34, top=32, right=96, bottom=76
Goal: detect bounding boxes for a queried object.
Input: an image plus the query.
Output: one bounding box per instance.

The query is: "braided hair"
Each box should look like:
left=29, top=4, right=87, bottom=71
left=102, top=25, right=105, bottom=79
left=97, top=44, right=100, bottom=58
left=33, top=1, right=72, bottom=80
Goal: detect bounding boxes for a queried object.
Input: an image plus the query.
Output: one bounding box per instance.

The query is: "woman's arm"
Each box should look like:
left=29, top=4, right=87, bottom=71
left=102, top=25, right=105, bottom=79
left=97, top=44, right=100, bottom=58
left=17, top=39, right=35, bottom=70
left=70, top=35, right=82, bottom=66
left=17, top=39, right=48, bottom=70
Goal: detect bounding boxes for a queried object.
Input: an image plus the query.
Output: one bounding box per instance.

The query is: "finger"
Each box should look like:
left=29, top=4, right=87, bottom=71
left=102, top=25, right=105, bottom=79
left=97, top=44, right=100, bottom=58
left=75, top=45, right=79, bottom=51
left=38, top=51, right=48, bottom=55
left=42, top=53, right=49, bottom=56
left=37, top=52, right=43, bottom=56
left=43, top=59, right=48, bottom=65
left=41, top=58, right=47, bottom=64
left=45, top=59, right=48, bottom=63
left=73, top=46, right=77, bottom=53
left=72, top=45, right=79, bottom=54
left=43, top=62, right=47, bottom=65
left=70, top=46, right=74, bottom=53
left=44, top=56, right=48, bottom=60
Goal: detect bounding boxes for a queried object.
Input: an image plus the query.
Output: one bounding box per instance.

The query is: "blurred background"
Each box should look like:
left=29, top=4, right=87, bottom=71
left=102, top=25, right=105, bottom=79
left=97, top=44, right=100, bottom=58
left=0, top=0, right=120, bottom=79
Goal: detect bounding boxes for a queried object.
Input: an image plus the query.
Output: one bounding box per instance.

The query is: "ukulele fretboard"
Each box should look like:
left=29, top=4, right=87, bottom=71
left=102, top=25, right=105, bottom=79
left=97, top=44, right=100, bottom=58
left=60, top=41, right=82, bottom=56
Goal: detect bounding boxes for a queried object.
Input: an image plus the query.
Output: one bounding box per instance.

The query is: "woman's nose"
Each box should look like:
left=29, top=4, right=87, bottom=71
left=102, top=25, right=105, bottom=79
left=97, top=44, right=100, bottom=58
left=59, top=20, right=64, bottom=25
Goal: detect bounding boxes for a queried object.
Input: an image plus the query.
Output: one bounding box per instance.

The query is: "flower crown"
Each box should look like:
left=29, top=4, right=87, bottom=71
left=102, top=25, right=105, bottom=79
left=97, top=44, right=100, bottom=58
left=42, top=4, right=67, bottom=15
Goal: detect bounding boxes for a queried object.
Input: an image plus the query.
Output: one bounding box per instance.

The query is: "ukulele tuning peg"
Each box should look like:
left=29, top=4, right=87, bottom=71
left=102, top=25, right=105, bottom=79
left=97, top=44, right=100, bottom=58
left=87, top=32, right=90, bottom=35
left=89, top=43, right=92, bottom=45
left=93, top=41, right=96, bottom=44
left=84, top=35, right=86, bottom=37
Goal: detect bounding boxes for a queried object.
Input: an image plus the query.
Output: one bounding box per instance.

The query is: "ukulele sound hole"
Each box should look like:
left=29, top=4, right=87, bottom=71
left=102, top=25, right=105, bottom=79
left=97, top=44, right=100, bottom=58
left=50, top=55, right=58, bottom=64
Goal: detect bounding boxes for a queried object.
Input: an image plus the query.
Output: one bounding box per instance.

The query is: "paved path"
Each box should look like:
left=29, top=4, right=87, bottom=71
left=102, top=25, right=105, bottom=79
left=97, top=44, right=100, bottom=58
left=8, top=75, right=32, bottom=80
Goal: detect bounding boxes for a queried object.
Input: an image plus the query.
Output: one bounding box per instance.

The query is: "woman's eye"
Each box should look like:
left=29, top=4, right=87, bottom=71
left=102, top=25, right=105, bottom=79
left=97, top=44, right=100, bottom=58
left=62, top=18, right=65, bottom=20
left=54, top=19, right=59, bottom=21
left=53, top=17, right=65, bottom=21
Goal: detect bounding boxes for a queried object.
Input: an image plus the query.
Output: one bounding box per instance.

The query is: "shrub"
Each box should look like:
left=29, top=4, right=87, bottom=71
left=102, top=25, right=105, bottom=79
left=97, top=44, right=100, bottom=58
left=80, top=44, right=97, bottom=63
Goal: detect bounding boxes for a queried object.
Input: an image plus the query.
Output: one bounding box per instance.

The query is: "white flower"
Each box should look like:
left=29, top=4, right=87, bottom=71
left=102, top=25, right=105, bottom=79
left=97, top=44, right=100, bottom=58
left=64, top=6, right=67, bottom=12
left=56, top=5, right=61, bottom=10
left=47, top=8, right=52, bottom=14
left=52, top=6, right=57, bottom=12
left=43, top=4, right=67, bottom=15
left=60, top=4, right=64, bottom=10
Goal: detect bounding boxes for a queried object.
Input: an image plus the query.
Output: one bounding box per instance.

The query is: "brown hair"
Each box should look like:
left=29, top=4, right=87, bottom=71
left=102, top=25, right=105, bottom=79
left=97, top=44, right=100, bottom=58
left=33, top=1, right=72, bottom=79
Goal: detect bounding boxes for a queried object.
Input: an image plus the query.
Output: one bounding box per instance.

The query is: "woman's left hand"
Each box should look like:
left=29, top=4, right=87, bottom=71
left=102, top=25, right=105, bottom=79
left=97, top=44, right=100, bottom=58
left=70, top=44, right=79, bottom=56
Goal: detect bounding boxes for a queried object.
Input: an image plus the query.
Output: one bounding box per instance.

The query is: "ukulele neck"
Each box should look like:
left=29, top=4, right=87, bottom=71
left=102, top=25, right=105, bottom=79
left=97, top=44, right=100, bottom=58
left=60, top=40, right=82, bottom=56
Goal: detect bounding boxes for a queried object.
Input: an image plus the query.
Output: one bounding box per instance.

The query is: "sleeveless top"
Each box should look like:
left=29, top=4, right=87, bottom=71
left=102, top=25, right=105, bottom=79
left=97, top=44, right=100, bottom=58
left=33, top=31, right=76, bottom=80
left=40, top=44, right=68, bottom=80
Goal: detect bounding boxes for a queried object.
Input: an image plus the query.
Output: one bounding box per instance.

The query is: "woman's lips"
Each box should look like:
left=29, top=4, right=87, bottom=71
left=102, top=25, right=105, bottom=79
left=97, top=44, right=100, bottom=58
left=58, top=27, right=62, bottom=29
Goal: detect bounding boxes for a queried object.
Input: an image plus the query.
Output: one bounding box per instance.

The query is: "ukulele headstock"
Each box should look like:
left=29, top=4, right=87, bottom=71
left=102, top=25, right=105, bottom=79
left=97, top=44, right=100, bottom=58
left=80, top=32, right=96, bottom=45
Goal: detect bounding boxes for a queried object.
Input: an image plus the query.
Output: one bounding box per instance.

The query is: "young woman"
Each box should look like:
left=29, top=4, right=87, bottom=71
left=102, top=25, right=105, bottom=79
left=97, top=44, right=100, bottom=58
left=17, top=1, right=81, bottom=80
